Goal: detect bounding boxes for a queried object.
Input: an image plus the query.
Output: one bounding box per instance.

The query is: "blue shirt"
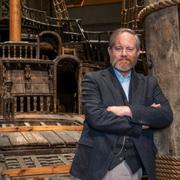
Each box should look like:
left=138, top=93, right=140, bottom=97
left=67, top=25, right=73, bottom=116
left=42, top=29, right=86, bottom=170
left=113, top=68, right=131, bottom=101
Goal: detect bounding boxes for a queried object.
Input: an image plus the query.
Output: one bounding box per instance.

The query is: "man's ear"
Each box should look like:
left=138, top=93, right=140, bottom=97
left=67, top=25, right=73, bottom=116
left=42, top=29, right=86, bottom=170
left=108, top=47, right=111, bottom=55
left=137, top=49, right=140, bottom=57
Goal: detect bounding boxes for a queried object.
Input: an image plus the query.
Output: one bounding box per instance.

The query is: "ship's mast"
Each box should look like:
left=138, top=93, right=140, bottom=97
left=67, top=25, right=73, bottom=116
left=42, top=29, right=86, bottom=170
left=9, top=0, right=21, bottom=41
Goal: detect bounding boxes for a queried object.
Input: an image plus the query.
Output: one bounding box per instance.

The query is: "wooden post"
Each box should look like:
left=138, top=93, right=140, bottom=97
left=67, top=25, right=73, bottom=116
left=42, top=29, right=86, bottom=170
left=9, top=0, right=21, bottom=41
left=144, top=0, right=180, bottom=155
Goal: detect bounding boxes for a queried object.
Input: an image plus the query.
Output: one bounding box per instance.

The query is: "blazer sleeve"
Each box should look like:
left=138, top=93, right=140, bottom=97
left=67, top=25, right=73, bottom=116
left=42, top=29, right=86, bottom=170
left=82, top=73, right=142, bottom=136
left=129, top=77, right=173, bottom=129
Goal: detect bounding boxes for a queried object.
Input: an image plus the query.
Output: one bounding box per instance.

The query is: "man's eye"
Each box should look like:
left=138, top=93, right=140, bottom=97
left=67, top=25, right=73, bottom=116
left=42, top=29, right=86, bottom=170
left=112, top=46, right=135, bottom=52
left=114, top=47, right=123, bottom=51
left=116, top=47, right=123, bottom=50
left=126, top=48, right=134, bottom=51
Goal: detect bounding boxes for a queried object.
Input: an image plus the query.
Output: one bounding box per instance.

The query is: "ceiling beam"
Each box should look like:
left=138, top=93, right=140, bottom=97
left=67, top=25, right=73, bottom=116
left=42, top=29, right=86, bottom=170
left=66, top=0, right=122, bottom=8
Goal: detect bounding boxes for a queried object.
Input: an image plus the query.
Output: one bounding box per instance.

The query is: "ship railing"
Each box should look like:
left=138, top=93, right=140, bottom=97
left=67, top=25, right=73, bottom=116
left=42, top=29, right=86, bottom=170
left=22, top=4, right=48, bottom=25
left=22, top=3, right=61, bottom=28
left=12, top=94, right=54, bottom=113
left=83, top=30, right=110, bottom=43
left=0, top=41, right=39, bottom=59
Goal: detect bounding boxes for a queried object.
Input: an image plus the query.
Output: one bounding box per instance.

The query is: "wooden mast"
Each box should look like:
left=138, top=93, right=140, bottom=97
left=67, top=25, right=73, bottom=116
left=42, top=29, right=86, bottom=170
left=9, top=0, right=21, bottom=41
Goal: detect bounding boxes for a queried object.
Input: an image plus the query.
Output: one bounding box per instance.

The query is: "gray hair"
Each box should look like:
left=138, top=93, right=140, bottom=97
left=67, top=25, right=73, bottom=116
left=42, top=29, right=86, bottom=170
left=109, top=28, right=141, bottom=50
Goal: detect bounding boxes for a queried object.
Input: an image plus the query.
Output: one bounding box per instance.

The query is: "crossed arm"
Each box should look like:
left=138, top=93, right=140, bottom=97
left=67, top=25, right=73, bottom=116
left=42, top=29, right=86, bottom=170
left=83, top=73, right=173, bottom=133
left=106, top=103, right=161, bottom=129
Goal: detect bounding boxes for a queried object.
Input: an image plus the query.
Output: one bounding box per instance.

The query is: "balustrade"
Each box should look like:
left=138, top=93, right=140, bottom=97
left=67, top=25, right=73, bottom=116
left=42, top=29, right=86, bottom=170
left=13, top=95, right=53, bottom=113
left=0, top=42, right=39, bottom=59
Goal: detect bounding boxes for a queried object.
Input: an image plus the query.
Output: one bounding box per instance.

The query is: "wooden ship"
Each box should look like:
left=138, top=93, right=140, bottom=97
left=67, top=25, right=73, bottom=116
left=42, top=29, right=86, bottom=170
left=0, top=0, right=179, bottom=179
left=0, top=0, right=120, bottom=179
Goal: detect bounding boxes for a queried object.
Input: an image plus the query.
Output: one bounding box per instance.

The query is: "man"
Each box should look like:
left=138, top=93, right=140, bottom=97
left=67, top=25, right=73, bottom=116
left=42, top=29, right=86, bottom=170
left=70, top=28, right=173, bottom=180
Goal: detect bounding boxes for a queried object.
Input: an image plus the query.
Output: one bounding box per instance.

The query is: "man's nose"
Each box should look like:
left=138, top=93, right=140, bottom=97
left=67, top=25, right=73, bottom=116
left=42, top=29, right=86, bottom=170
left=121, top=48, right=127, bottom=56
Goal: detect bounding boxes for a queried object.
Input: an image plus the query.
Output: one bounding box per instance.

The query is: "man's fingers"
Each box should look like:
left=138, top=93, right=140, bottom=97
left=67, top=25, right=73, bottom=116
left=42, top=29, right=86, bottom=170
left=142, top=125, right=150, bottom=129
left=151, top=103, right=161, bottom=108
left=106, top=106, right=114, bottom=111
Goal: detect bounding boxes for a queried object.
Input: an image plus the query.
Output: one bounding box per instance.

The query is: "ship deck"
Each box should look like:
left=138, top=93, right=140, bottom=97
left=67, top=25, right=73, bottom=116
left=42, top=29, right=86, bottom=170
left=0, top=113, right=84, bottom=180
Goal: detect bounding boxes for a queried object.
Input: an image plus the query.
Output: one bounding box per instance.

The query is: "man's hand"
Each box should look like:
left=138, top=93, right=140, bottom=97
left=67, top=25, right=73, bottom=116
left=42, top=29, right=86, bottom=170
left=151, top=103, right=161, bottom=108
left=106, top=106, right=132, bottom=118
left=143, top=103, right=161, bottom=129
left=107, top=103, right=161, bottom=130
left=142, top=125, right=149, bottom=129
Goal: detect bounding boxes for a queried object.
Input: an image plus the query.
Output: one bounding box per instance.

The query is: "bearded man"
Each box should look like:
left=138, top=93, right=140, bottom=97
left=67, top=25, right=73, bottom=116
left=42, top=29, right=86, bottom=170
left=70, top=28, right=173, bottom=180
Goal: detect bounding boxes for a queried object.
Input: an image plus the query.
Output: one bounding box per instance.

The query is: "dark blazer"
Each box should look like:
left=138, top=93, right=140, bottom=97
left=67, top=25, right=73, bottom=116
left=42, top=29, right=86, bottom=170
left=70, top=67, right=173, bottom=180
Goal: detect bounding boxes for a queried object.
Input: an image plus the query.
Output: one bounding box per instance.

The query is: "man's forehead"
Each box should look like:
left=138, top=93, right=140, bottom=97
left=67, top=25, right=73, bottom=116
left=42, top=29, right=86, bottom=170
left=116, top=32, right=136, bottom=38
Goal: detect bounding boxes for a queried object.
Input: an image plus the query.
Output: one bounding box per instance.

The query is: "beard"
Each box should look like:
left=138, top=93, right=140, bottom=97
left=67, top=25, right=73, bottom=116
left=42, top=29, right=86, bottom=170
left=111, top=57, right=137, bottom=73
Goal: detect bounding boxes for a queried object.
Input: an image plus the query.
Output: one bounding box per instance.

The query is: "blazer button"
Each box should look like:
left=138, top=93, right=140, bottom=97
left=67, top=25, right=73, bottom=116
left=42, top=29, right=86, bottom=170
left=119, top=157, right=123, bottom=161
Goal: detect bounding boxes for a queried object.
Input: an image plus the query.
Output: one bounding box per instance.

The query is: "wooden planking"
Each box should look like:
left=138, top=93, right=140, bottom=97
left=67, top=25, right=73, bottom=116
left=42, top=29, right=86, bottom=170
left=8, top=175, right=72, bottom=179
left=31, top=132, right=48, bottom=144
left=0, top=133, right=11, bottom=147
left=21, top=132, right=40, bottom=145
left=3, top=132, right=28, bottom=146
left=57, top=154, right=71, bottom=165
left=57, top=154, right=74, bottom=163
left=0, top=125, right=83, bottom=132
left=30, top=155, right=42, bottom=167
left=2, top=124, right=15, bottom=127
left=5, top=154, right=73, bottom=169
left=54, top=131, right=77, bottom=144
left=40, top=131, right=65, bottom=145
left=1, top=132, right=48, bottom=146
left=5, top=157, right=21, bottom=169
left=37, top=155, right=64, bottom=167
left=1, top=164, right=70, bottom=177
left=39, top=122, right=65, bottom=145
left=6, top=155, right=55, bottom=169
left=65, top=131, right=81, bottom=141
left=3, top=154, right=75, bottom=178
left=0, top=130, right=81, bottom=147
left=16, top=157, right=29, bottom=168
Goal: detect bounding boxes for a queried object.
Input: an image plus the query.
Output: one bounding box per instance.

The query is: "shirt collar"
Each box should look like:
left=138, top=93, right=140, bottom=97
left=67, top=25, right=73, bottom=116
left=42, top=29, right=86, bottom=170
left=113, top=68, right=131, bottom=82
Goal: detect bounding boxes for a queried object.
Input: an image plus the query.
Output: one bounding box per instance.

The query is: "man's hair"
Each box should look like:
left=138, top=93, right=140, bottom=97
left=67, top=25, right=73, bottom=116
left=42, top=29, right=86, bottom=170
left=109, top=28, right=141, bottom=50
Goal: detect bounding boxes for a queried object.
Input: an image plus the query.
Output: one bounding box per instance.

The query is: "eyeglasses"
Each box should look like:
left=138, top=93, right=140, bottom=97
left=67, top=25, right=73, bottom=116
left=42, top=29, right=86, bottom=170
left=111, top=46, right=136, bottom=53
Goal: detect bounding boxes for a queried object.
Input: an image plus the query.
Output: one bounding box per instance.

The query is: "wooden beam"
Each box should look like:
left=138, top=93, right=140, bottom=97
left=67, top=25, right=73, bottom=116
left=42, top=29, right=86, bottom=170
left=9, top=0, right=21, bottom=41
left=82, top=0, right=122, bottom=5
left=1, top=164, right=70, bottom=177
left=67, top=0, right=122, bottom=8
left=0, top=125, right=83, bottom=132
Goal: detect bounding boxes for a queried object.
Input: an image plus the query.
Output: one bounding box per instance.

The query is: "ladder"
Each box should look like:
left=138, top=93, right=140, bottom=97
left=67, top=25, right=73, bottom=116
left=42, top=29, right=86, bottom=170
left=53, top=0, right=69, bottom=20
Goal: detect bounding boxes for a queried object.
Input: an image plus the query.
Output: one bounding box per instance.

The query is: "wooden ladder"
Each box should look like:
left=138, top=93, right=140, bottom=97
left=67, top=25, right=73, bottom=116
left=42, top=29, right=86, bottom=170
left=53, top=0, right=69, bottom=20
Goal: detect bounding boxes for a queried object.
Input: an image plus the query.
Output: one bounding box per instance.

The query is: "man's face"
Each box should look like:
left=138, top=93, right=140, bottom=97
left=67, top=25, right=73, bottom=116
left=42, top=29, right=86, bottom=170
left=108, top=32, right=140, bottom=74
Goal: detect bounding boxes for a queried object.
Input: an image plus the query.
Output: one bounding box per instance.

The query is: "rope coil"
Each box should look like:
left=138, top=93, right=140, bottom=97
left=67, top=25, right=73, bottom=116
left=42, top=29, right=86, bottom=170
left=138, top=0, right=180, bottom=23
left=156, top=155, right=180, bottom=180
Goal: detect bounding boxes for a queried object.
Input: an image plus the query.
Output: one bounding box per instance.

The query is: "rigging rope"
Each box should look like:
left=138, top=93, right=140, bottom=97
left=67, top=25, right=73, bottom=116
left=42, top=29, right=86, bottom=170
left=138, top=0, right=180, bottom=23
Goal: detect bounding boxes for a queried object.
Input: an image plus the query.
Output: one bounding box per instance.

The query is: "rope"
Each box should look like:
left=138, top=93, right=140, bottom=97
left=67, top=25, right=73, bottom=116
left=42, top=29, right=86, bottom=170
left=156, top=155, right=180, bottom=179
left=137, top=0, right=180, bottom=23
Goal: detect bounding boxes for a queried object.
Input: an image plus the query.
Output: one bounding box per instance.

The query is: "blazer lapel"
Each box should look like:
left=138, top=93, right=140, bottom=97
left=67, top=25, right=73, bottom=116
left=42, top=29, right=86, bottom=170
left=129, top=70, right=140, bottom=105
left=101, top=67, right=128, bottom=105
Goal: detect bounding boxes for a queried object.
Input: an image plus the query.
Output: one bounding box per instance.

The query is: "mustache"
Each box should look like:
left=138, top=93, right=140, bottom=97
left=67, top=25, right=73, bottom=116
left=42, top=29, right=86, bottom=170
left=111, top=58, right=130, bottom=66
left=117, top=58, right=130, bottom=61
